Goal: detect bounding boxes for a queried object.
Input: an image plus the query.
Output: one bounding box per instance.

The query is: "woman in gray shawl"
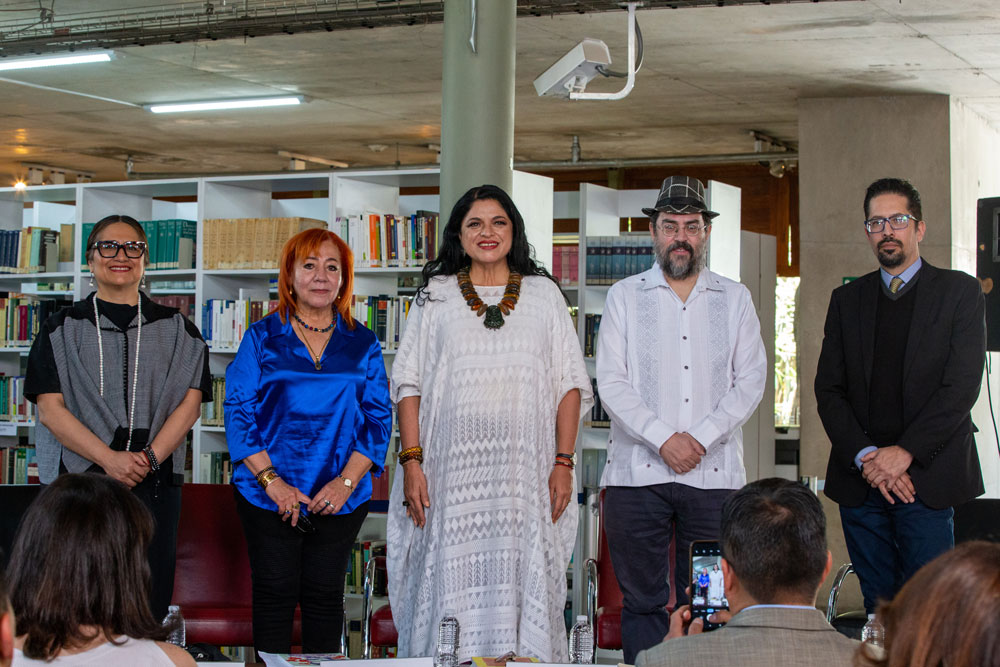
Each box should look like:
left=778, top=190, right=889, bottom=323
left=25, top=214, right=211, bottom=620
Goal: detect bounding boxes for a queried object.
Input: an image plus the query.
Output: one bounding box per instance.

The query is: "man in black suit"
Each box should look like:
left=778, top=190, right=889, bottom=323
left=815, top=177, right=986, bottom=615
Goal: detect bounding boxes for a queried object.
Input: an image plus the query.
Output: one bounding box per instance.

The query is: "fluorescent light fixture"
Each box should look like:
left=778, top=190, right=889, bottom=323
left=146, top=96, right=303, bottom=113
left=0, top=52, right=113, bottom=72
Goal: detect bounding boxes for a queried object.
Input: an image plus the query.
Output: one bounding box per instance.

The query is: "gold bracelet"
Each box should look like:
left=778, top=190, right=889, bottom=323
left=257, top=469, right=280, bottom=489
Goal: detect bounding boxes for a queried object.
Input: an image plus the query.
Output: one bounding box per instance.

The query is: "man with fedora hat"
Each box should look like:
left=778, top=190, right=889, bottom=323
left=595, top=175, right=767, bottom=663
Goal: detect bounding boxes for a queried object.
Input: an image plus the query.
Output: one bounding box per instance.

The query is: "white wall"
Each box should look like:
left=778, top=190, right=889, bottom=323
left=951, top=99, right=1000, bottom=499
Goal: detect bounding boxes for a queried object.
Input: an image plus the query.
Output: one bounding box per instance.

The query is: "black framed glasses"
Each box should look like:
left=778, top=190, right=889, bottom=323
left=657, top=221, right=707, bottom=238
left=864, top=214, right=919, bottom=234
left=91, top=240, right=147, bottom=259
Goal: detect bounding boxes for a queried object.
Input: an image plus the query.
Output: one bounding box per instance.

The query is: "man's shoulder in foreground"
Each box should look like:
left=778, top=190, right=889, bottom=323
left=635, top=607, right=859, bottom=667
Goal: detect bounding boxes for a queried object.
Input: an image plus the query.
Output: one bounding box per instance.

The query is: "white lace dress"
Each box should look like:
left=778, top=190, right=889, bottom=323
left=387, top=274, right=593, bottom=661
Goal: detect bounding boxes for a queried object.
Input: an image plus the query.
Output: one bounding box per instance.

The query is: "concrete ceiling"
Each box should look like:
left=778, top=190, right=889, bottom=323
left=1, top=0, right=999, bottom=183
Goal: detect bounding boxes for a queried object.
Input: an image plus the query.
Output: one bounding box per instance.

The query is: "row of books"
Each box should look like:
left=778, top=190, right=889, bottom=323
left=344, top=539, right=387, bottom=595
left=585, top=378, right=610, bottom=428
left=203, top=295, right=412, bottom=352
left=350, top=295, right=412, bottom=351
left=202, top=217, right=327, bottom=270
left=150, top=294, right=196, bottom=320
left=583, top=313, right=602, bottom=357
left=202, top=298, right=278, bottom=349
left=333, top=211, right=439, bottom=268
left=198, top=451, right=232, bottom=484
left=0, top=227, right=61, bottom=274
left=0, top=375, right=32, bottom=423
left=81, top=219, right=196, bottom=271
left=585, top=235, right=655, bottom=285
left=0, top=294, right=69, bottom=347
left=0, top=446, right=38, bottom=485
left=552, top=244, right=580, bottom=285
left=202, top=377, right=226, bottom=426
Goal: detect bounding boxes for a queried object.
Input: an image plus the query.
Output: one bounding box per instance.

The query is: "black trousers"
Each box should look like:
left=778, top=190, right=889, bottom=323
left=604, top=483, right=733, bottom=664
left=130, top=465, right=182, bottom=621
left=234, top=487, right=367, bottom=654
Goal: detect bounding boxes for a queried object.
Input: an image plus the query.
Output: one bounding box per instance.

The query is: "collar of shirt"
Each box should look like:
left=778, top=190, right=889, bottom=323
left=880, top=256, right=922, bottom=290
left=742, top=604, right=817, bottom=611
left=640, top=266, right=724, bottom=297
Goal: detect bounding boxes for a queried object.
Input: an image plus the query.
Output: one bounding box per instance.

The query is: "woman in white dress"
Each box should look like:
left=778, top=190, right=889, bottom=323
left=387, top=184, right=592, bottom=661
left=708, top=563, right=724, bottom=604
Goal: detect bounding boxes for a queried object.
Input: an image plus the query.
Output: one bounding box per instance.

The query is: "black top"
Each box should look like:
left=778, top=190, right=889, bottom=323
left=867, top=281, right=918, bottom=444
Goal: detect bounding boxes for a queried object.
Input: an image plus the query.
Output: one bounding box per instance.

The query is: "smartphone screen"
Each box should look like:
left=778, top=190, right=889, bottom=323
left=689, top=539, right=728, bottom=631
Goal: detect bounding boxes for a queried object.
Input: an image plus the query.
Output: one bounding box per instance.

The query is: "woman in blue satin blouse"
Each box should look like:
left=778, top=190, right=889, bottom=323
left=225, top=227, right=392, bottom=655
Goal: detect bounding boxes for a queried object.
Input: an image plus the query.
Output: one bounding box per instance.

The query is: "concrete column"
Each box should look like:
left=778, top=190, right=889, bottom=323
left=440, top=0, right=516, bottom=216
left=798, top=94, right=1000, bottom=608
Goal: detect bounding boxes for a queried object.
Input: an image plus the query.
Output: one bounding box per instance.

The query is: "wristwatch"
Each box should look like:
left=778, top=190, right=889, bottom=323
left=338, top=475, right=354, bottom=491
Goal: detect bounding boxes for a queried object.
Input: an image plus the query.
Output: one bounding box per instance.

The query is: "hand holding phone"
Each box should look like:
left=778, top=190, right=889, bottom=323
left=689, top=540, right=729, bottom=632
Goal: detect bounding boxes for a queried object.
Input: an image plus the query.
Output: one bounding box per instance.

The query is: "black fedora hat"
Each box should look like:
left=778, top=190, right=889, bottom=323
left=641, top=175, right=720, bottom=220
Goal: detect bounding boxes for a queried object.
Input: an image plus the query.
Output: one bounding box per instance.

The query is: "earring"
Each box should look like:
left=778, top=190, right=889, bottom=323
left=89, top=275, right=94, bottom=287
left=141, top=275, right=146, bottom=289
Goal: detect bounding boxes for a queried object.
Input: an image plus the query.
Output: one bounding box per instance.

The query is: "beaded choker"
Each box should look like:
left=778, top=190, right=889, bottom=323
left=457, top=268, right=522, bottom=330
left=293, top=313, right=335, bottom=333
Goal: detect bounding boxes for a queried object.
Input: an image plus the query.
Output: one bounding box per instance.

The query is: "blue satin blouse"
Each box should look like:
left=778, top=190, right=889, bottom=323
left=225, top=311, right=392, bottom=513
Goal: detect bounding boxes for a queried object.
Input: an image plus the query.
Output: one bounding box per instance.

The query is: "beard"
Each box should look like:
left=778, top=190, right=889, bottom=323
left=877, top=238, right=905, bottom=268
left=656, top=239, right=707, bottom=280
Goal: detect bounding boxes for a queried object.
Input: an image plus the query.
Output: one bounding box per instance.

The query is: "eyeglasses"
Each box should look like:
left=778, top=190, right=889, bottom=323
left=657, top=221, right=707, bottom=238
left=864, top=214, right=919, bottom=234
left=91, top=240, right=147, bottom=259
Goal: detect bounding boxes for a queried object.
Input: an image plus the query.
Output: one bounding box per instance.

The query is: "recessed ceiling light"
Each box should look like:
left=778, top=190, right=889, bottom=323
left=0, top=51, right=113, bottom=72
left=145, top=96, right=304, bottom=113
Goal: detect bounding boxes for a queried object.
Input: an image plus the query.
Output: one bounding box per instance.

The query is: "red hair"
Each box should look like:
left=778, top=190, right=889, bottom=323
left=275, top=227, right=355, bottom=329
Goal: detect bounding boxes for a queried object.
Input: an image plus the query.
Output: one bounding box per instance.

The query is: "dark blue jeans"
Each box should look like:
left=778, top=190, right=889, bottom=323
left=840, top=486, right=954, bottom=613
left=604, top=483, right=733, bottom=664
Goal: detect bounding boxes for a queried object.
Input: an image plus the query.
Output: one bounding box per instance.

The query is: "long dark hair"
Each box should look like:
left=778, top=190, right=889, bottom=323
left=7, top=473, right=170, bottom=659
left=416, top=184, right=558, bottom=303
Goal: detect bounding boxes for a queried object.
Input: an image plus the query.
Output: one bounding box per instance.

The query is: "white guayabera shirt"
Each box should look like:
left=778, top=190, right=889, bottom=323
left=596, top=266, right=767, bottom=491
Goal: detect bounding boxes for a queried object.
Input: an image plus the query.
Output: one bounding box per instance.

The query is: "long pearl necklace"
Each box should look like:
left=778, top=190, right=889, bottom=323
left=94, top=294, right=142, bottom=452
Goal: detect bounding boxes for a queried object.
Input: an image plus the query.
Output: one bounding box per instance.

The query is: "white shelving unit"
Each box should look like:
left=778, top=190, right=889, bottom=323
left=0, top=169, right=554, bottom=481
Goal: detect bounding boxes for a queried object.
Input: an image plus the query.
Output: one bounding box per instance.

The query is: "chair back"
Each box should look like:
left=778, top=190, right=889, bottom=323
left=172, top=483, right=301, bottom=647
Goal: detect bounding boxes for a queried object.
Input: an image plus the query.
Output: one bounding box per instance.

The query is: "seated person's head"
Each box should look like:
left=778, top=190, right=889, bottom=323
left=6, top=473, right=167, bottom=660
left=855, top=540, right=1000, bottom=667
left=0, top=573, right=12, bottom=667
left=720, top=478, right=831, bottom=607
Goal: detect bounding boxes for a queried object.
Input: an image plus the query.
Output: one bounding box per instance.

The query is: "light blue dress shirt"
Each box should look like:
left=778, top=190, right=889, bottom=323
left=225, top=311, right=392, bottom=513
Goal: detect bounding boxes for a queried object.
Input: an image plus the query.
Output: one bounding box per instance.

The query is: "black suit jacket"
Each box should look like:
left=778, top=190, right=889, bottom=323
left=815, top=261, right=986, bottom=509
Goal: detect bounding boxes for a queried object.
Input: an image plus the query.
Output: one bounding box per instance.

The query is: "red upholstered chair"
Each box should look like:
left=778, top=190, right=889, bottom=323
left=585, top=489, right=675, bottom=657
left=171, top=483, right=303, bottom=648
left=362, top=556, right=398, bottom=658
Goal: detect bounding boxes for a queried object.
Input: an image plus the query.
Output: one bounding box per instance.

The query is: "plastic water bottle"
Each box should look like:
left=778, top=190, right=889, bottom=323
left=435, top=609, right=460, bottom=667
left=163, top=605, right=186, bottom=648
left=861, top=614, right=885, bottom=651
left=568, top=615, right=594, bottom=664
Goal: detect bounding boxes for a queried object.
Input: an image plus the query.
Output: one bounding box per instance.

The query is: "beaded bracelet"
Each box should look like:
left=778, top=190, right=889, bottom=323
left=143, top=446, right=161, bottom=472
left=553, top=459, right=574, bottom=469
left=398, top=446, right=424, bottom=465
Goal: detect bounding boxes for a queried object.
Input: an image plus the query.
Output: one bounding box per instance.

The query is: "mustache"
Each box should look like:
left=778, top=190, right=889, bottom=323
left=878, top=239, right=901, bottom=250
left=668, top=240, right=694, bottom=255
